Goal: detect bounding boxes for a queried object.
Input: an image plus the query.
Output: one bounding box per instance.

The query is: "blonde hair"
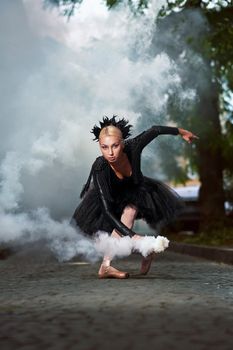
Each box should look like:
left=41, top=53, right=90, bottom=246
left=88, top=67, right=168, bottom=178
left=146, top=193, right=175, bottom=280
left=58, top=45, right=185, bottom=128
left=99, top=125, right=123, bottom=140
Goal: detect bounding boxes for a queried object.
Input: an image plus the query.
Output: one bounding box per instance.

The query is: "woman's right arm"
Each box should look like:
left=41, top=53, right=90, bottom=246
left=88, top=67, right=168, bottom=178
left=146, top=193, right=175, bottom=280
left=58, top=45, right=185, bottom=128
left=93, top=171, right=136, bottom=237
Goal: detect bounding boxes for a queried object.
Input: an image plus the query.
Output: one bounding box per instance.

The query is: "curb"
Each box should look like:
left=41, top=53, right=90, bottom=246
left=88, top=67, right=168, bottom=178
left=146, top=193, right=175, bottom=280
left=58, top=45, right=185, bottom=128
left=169, top=241, right=233, bottom=265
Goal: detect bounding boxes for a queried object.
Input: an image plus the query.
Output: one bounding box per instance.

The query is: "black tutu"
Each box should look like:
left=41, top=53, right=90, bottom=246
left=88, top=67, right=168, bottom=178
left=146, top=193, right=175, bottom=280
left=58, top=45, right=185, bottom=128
left=72, top=173, right=183, bottom=236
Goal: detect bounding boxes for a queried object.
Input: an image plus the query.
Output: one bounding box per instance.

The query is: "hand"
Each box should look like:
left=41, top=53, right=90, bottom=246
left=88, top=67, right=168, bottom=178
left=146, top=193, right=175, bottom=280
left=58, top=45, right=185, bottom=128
left=178, top=128, right=199, bottom=144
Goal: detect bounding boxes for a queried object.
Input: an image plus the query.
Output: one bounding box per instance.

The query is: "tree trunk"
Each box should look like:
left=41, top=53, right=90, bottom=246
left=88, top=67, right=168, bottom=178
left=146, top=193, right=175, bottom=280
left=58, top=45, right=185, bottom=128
left=196, top=82, right=225, bottom=230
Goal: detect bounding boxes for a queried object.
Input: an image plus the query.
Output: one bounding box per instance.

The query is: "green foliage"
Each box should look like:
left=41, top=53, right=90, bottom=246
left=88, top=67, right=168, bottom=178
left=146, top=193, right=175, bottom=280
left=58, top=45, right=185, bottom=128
left=222, top=119, right=233, bottom=172
left=44, top=0, right=149, bottom=14
left=158, top=1, right=233, bottom=190
left=180, top=227, right=233, bottom=247
left=160, top=2, right=233, bottom=82
left=44, top=0, right=83, bottom=17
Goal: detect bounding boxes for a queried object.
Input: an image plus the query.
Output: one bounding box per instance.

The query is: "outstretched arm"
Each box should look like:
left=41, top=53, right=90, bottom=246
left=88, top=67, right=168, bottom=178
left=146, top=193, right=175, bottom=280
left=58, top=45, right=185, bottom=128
left=133, top=125, right=198, bottom=150
left=93, top=171, right=136, bottom=237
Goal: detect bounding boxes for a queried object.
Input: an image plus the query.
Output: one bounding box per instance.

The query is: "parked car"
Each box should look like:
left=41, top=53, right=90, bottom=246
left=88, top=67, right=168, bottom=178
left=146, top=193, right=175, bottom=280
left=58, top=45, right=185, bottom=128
left=171, top=185, right=233, bottom=232
left=171, top=185, right=201, bottom=232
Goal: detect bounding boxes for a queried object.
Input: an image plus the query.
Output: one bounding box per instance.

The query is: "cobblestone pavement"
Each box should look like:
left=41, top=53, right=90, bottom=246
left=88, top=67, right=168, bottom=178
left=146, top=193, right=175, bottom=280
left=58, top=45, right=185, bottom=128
left=0, top=249, right=232, bottom=350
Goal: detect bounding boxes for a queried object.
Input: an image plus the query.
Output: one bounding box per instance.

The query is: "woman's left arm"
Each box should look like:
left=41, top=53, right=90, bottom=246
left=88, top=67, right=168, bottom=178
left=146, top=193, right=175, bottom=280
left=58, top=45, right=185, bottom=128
left=133, top=125, right=198, bottom=150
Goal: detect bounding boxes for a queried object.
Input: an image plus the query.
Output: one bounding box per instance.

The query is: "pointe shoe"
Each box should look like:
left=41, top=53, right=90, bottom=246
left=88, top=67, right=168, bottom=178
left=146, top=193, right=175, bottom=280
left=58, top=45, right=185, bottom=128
left=140, top=252, right=155, bottom=275
left=98, top=265, right=129, bottom=279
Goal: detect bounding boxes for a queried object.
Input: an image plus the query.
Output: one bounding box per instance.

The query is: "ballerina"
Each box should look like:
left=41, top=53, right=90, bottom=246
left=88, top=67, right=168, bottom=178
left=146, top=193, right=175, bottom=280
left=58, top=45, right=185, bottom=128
left=72, top=116, right=198, bottom=278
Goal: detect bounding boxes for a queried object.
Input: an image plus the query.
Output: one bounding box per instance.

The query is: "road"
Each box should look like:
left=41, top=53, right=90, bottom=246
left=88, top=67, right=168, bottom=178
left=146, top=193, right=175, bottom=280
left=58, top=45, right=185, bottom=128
left=0, top=247, right=232, bottom=350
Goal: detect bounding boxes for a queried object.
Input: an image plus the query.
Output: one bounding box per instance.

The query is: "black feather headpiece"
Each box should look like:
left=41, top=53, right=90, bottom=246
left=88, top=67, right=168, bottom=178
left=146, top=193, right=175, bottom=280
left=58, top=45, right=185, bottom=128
left=91, top=115, right=132, bottom=141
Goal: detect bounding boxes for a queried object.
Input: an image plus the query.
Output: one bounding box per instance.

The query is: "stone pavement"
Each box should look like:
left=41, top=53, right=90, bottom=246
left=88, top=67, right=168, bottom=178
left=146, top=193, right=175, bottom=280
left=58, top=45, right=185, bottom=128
left=0, top=249, right=232, bottom=350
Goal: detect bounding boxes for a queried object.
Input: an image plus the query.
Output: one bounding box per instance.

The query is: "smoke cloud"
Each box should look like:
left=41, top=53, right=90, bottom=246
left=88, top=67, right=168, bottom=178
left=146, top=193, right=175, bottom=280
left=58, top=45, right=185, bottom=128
left=0, top=0, right=198, bottom=261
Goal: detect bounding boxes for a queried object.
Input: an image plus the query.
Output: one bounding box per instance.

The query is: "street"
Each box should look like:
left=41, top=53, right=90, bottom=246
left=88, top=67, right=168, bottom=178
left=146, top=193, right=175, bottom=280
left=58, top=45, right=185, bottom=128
left=0, top=248, right=232, bottom=350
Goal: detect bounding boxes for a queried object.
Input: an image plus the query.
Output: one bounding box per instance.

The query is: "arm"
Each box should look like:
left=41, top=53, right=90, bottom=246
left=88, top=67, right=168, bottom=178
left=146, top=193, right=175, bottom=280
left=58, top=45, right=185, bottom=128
left=133, top=125, right=198, bottom=150
left=93, top=170, right=136, bottom=237
left=133, top=125, right=179, bottom=151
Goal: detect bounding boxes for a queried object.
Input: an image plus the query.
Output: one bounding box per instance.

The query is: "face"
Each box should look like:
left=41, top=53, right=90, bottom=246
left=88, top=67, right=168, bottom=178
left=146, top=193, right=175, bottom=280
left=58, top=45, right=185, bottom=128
left=99, top=135, right=124, bottom=163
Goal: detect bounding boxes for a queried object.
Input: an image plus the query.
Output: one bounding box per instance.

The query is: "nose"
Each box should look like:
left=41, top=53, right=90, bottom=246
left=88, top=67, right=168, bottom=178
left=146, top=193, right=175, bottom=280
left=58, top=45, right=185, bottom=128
left=108, top=147, right=114, bottom=156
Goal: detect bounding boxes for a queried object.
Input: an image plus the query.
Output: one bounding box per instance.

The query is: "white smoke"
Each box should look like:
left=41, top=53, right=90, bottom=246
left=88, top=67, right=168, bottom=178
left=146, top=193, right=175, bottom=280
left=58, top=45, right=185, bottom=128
left=0, top=0, right=192, bottom=261
left=94, top=232, right=169, bottom=259
left=0, top=150, right=169, bottom=261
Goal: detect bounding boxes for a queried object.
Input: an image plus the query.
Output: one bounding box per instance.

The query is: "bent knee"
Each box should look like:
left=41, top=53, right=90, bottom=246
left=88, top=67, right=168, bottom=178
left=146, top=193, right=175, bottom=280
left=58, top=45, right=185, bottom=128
left=122, top=204, right=138, bottom=217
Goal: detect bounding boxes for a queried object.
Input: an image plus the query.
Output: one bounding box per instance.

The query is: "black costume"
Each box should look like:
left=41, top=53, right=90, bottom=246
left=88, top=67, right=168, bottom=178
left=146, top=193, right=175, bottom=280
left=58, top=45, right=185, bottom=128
left=72, top=125, right=183, bottom=237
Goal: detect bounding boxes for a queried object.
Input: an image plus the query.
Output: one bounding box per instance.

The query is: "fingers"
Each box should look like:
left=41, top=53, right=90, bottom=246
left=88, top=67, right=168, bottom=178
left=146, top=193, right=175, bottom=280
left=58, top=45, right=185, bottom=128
left=190, top=134, right=199, bottom=143
left=184, top=132, right=199, bottom=143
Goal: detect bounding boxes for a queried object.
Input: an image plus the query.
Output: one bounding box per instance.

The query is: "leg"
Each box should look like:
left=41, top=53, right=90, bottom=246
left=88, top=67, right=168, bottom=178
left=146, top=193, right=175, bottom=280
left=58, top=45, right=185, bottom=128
left=121, top=205, right=155, bottom=275
left=110, top=203, right=138, bottom=238
left=121, top=206, right=155, bottom=275
left=120, top=204, right=138, bottom=229
left=98, top=204, right=138, bottom=278
left=140, top=252, right=155, bottom=275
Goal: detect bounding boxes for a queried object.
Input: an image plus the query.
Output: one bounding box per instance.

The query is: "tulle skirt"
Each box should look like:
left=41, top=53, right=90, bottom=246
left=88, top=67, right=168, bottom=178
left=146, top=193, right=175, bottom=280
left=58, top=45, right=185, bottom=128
left=72, top=176, right=183, bottom=236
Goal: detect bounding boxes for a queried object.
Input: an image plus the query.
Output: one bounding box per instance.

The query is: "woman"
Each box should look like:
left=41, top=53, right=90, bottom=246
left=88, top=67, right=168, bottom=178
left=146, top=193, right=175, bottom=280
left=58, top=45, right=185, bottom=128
left=72, top=116, right=198, bottom=279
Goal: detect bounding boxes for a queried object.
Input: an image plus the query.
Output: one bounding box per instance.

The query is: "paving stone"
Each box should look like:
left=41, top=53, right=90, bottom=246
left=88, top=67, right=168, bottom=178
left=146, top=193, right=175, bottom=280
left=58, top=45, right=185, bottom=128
left=0, top=251, right=232, bottom=350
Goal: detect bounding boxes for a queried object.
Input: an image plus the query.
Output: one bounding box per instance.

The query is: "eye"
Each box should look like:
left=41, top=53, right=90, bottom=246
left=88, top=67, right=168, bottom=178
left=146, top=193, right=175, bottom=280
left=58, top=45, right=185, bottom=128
left=113, top=144, right=119, bottom=148
left=101, top=145, right=107, bottom=149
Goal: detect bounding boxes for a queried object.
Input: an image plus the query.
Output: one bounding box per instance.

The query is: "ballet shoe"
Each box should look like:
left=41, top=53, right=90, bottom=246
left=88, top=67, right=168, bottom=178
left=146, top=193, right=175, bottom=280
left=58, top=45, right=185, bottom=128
left=140, top=252, right=155, bottom=275
left=98, top=265, right=129, bottom=279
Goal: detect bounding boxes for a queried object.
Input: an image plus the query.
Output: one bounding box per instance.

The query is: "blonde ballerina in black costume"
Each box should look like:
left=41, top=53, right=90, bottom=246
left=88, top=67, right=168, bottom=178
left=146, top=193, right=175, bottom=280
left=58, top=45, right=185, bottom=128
left=72, top=116, right=198, bottom=278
